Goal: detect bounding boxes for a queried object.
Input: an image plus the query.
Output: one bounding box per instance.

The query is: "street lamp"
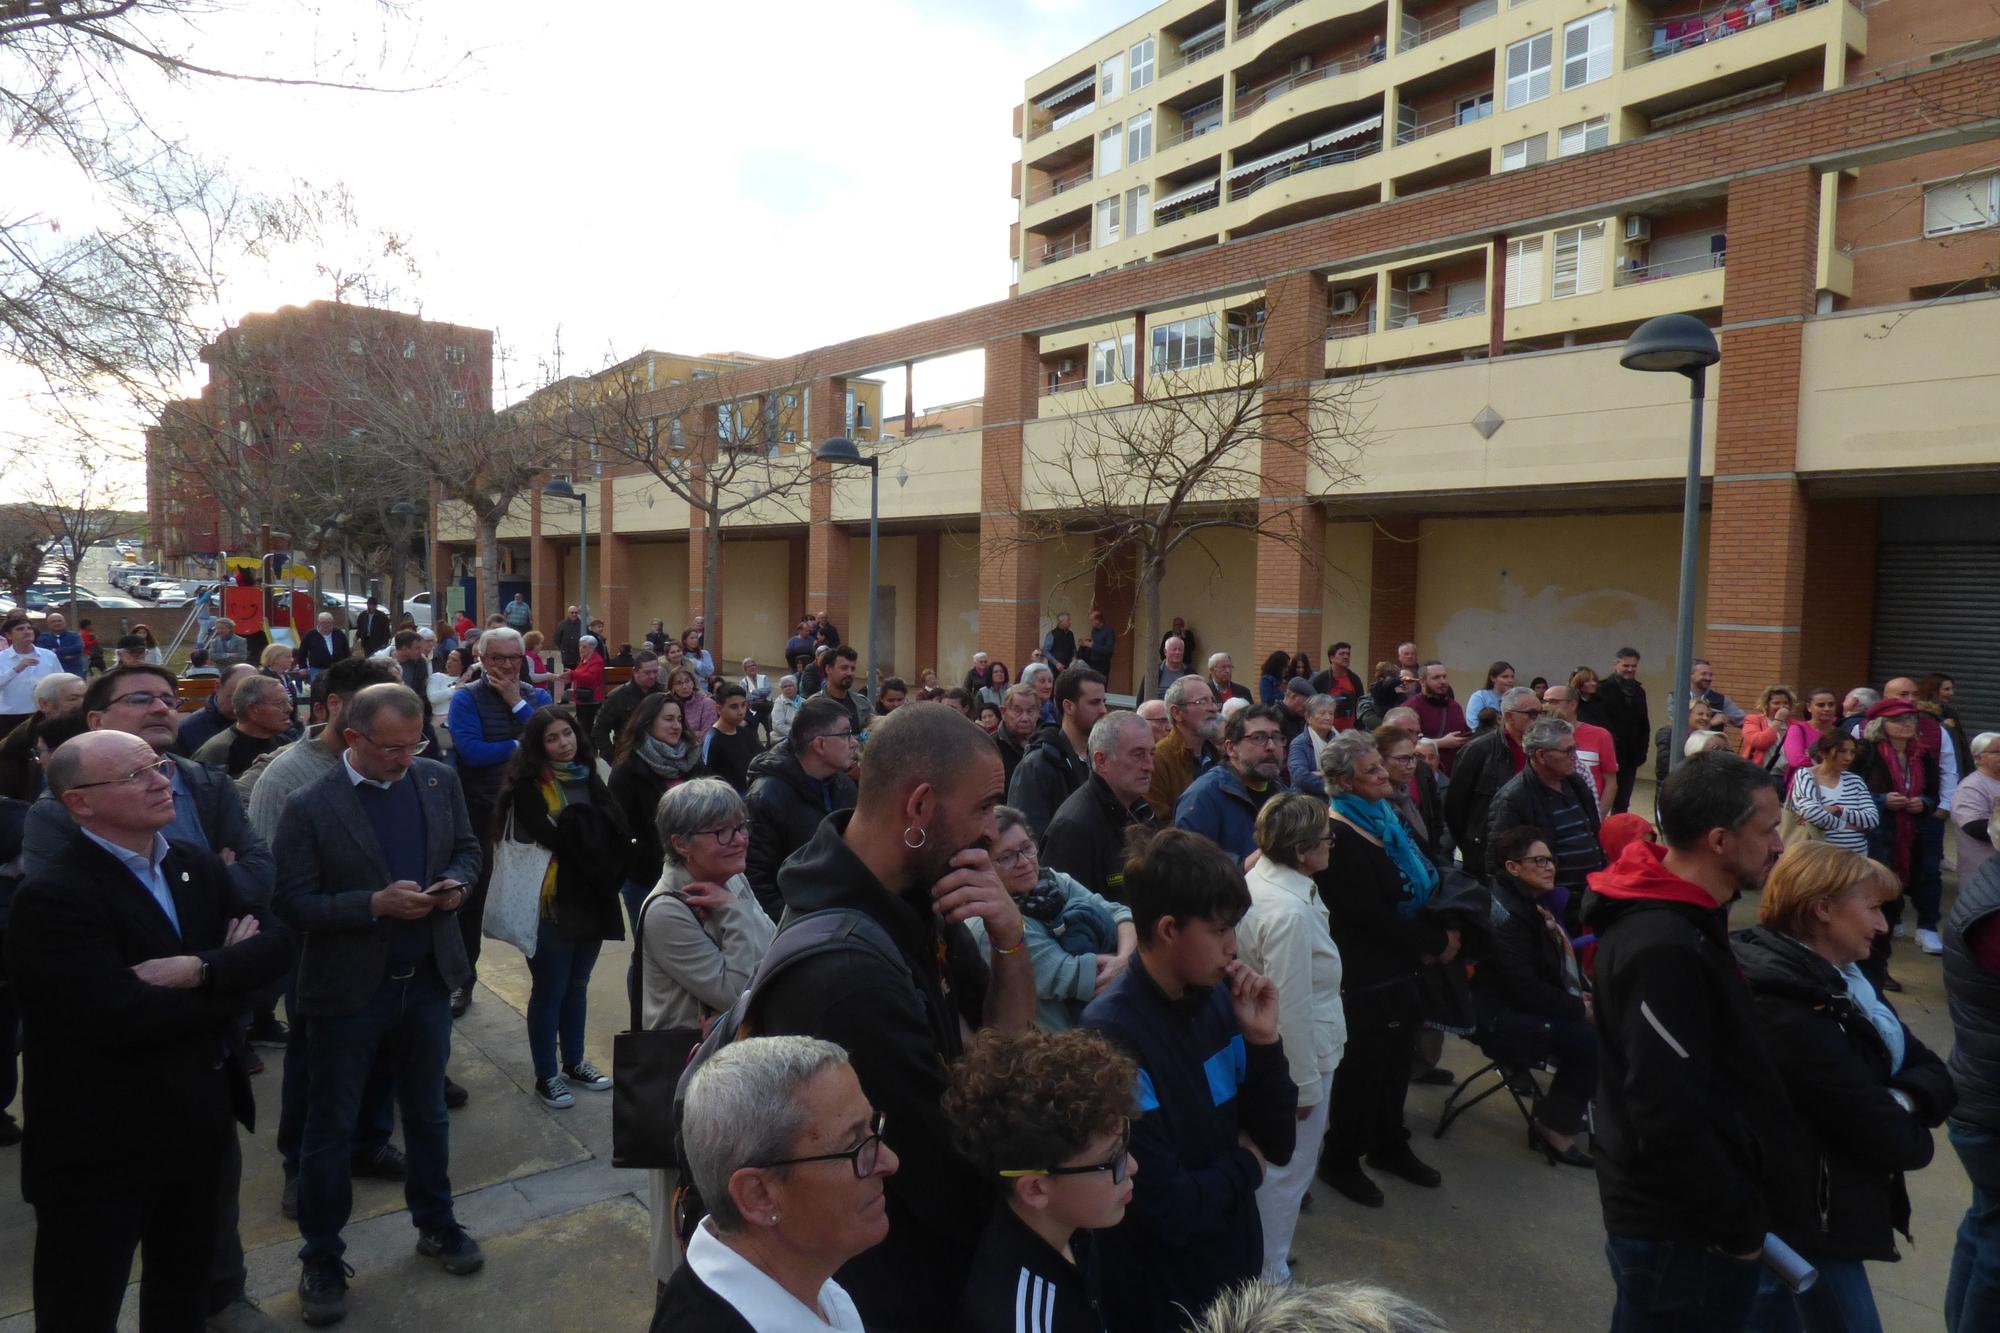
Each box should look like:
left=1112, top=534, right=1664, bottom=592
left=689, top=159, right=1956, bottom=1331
left=1621, top=313, right=1720, bottom=771
left=815, top=436, right=879, bottom=715
left=542, top=478, right=588, bottom=631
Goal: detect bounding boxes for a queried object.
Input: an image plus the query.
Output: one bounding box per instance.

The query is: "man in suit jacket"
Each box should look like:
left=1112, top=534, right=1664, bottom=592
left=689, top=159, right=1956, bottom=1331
left=275, top=682, right=486, bottom=1325
left=300, top=612, right=351, bottom=681
left=8, top=729, right=292, bottom=1331
left=352, top=596, right=393, bottom=657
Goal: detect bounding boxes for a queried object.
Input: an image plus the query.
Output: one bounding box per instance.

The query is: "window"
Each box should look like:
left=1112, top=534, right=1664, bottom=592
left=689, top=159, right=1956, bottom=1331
left=399, top=387, right=416, bottom=404
left=1150, top=315, right=1216, bottom=372
left=443, top=345, right=466, bottom=364
left=843, top=389, right=856, bottom=431
left=670, top=417, right=686, bottom=450
left=1505, top=236, right=1544, bottom=307
left=782, top=430, right=798, bottom=445
left=782, top=392, right=798, bottom=409
left=1504, top=31, right=1552, bottom=108
left=1098, top=125, right=1123, bottom=176
left=1562, top=11, right=1612, bottom=91
left=1126, top=185, right=1151, bottom=237
left=1445, top=279, right=1486, bottom=317
left=402, top=338, right=417, bottom=359
left=1501, top=134, right=1547, bottom=171
left=720, top=402, right=741, bottom=443
left=692, top=369, right=717, bottom=381
left=1126, top=111, right=1153, bottom=165
left=1096, top=195, right=1122, bottom=246
left=1091, top=334, right=1133, bottom=386
left=1129, top=37, right=1155, bottom=92
left=1558, top=116, right=1609, bottom=156
left=1553, top=222, right=1606, bottom=298
left=1100, top=55, right=1122, bottom=102
left=1456, top=93, right=1494, bottom=125
left=1923, top=173, right=2000, bottom=236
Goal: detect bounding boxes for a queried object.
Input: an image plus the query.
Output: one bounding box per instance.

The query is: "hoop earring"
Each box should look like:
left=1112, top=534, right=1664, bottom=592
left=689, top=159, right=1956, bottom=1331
left=903, top=825, right=928, bottom=850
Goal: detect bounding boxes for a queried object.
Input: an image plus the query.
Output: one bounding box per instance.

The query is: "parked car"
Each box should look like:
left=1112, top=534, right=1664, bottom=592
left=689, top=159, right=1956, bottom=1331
left=403, top=591, right=434, bottom=626
left=110, top=564, right=158, bottom=589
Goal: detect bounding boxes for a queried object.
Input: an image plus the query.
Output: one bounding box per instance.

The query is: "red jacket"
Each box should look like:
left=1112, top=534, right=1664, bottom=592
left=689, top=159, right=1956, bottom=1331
left=1409, top=691, right=1469, bottom=774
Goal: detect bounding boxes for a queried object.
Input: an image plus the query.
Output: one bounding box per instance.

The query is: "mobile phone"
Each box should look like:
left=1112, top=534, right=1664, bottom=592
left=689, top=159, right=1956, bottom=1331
left=425, top=880, right=466, bottom=897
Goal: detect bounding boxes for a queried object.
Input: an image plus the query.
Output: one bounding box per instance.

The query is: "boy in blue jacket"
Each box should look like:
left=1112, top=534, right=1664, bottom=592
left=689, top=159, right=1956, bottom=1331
left=1082, top=827, right=1297, bottom=1333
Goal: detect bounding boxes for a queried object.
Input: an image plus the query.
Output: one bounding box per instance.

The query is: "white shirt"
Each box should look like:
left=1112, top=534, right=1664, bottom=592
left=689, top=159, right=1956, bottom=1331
left=685, top=1218, right=865, bottom=1331
left=1239, top=857, right=1346, bottom=1104
left=0, top=644, right=61, bottom=713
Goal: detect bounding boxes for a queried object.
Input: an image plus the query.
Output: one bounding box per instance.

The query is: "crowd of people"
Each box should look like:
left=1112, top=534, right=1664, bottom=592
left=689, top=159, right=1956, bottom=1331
left=3, top=592, right=1999, bottom=1333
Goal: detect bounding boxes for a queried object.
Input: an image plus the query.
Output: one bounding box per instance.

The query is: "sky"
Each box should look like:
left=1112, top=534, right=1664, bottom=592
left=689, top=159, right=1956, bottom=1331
left=4, top=0, right=1144, bottom=500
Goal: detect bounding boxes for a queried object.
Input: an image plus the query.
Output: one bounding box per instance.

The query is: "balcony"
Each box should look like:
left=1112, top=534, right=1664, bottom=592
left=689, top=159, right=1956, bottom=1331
left=1630, top=0, right=1828, bottom=67
left=1163, top=97, right=1224, bottom=148
left=1024, top=169, right=1093, bottom=206
left=1166, top=22, right=1227, bottom=71
left=1035, top=236, right=1092, bottom=268
left=1237, top=0, right=1306, bottom=41
left=1384, top=298, right=1486, bottom=329
left=1400, top=1, right=1497, bottom=52
left=1615, top=248, right=1728, bottom=285
left=1234, top=48, right=1384, bottom=119
left=1229, top=117, right=1385, bottom=202
left=1154, top=191, right=1222, bottom=227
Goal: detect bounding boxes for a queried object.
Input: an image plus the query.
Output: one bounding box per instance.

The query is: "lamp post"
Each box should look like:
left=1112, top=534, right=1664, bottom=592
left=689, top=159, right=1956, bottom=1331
left=1620, top=313, right=1720, bottom=772
left=542, top=478, right=588, bottom=631
left=815, top=437, right=879, bottom=717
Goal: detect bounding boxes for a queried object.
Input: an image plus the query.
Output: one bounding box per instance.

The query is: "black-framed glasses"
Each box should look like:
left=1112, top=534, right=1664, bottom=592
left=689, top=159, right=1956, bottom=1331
left=753, top=1111, right=887, bottom=1178
left=695, top=821, right=747, bottom=846
left=993, top=843, right=1037, bottom=871
left=1509, top=706, right=1544, bottom=718
left=1000, top=1122, right=1133, bottom=1185
left=68, top=757, right=173, bottom=791
left=1512, top=854, right=1557, bottom=869
left=106, top=690, right=177, bottom=711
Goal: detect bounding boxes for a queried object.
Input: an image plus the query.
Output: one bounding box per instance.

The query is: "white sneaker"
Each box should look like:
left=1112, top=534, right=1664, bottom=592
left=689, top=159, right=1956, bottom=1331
left=1918, top=928, right=1944, bottom=956
left=1893, top=924, right=1910, bottom=940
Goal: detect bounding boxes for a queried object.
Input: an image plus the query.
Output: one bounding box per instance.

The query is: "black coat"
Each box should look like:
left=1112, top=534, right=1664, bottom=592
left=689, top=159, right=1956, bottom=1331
left=508, top=777, right=627, bottom=943
left=606, top=754, right=706, bottom=887
left=1007, top=724, right=1090, bottom=840
left=1442, top=727, right=1520, bottom=878
left=1319, top=819, right=1448, bottom=1027
left=590, top=679, right=661, bottom=757
left=8, top=832, right=293, bottom=1201
left=1473, top=872, right=1587, bottom=1029
left=1732, top=925, right=1955, bottom=1260
left=1040, top=772, right=1151, bottom=901
left=648, top=1260, right=754, bottom=1333
left=1586, top=677, right=1651, bottom=768
left=1484, top=768, right=1605, bottom=887
left=742, top=746, right=857, bottom=921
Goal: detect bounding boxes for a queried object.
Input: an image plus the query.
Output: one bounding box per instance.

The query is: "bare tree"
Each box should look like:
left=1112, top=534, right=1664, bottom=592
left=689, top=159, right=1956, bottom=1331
left=18, top=457, right=147, bottom=619
left=0, top=507, right=45, bottom=602
left=1001, top=302, right=1369, bottom=697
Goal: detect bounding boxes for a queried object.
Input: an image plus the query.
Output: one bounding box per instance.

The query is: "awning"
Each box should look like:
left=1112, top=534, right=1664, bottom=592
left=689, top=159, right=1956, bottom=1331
left=1309, top=113, right=1383, bottom=150
left=1226, top=140, right=1311, bottom=181
left=1035, top=73, right=1094, bottom=110
left=1177, top=21, right=1225, bottom=49
left=1155, top=177, right=1220, bottom=208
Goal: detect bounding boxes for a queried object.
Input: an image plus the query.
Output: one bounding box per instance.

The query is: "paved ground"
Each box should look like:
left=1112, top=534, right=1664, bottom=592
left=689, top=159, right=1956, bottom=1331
left=0, top=845, right=1977, bottom=1330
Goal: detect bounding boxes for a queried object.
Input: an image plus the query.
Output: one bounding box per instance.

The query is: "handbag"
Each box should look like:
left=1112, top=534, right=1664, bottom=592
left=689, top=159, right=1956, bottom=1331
left=613, top=889, right=706, bottom=1170
left=1781, top=803, right=1829, bottom=848
left=483, top=810, right=551, bottom=959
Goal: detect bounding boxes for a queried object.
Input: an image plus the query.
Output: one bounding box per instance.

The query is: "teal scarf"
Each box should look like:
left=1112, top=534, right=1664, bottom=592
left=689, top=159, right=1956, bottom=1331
left=1332, top=793, right=1438, bottom=915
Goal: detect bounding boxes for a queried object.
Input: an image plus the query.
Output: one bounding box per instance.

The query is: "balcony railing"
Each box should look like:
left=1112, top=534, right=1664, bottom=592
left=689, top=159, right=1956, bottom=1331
left=1044, top=373, right=1088, bottom=394
left=1326, top=318, right=1375, bottom=341
left=1164, top=98, right=1224, bottom=148
left=1027, top=99, right=1097, bottom=141
left=1614, top=248, right=1727, bottom=285
left=1036, top=236, right=1092, bottom=267
left=1154, top=193, right=1222, bottom=227
left=1237, top=0, right=1305, bottom=40
left=1401, top=2, right=1498, bottom=52
left=1630, top=0, right=1826, bottom=67
left=1025, top=170, right=1093, bottom=205
left=1231, top=137, right=1383, bottom=200
left=1167, top=29, right=1225, bottom=70
left=1384, top=299, right=1486, bottom=329
left=1233, top=47, right=1383, bottom=119
left=1395, top=105, right=1489, bottom=144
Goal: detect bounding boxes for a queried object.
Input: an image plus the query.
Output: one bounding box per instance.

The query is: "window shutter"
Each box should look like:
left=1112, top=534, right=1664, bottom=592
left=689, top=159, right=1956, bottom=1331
left=1506, top=237, right=1543, bottom=307
left=1529, top=33, right=1552, bottom=102
left=1575, top=222, right=1605, bottom=296
left=1924, top=175, right=1998, bottom=236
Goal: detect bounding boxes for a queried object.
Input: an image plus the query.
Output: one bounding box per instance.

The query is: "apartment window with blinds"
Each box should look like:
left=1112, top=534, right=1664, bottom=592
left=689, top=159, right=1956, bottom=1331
left=1100, top=56, right=1122, bottom=102
left=1563, top=11, right=1612, bottom=90
left=1099, top=125, right=1123, bottom=176
left=1505, top=236, right=1545, bottom=307
left=1151, top=316, right=1217, bottom=372
left=1553, top=223, right=1606, bottom=298
left=1129, top=37, right=1155, bottom=91
left=1501, top=134, right=1547, bottom=171
left=1558, top=116, right=1609, bottom=156
left=1126, top=185, right=1151, bottom=237
left=1092, top=335, right=1133, bottom=386
left=1456, top=93, right=1494, bottom=125
left=1127, top=111, right=1153, bottom=165
left=1923, top=173, right=2000, bottom=236
left=1096, top=195, right=1122, bottom=246
left=1505, top=32, right=1552, bottom=108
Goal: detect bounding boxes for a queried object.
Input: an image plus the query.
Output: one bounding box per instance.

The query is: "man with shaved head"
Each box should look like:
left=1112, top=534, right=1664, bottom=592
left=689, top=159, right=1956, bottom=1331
left=8, top=730, right=291, bottom=1329
left=752, top=702, right=1035, bottom=1328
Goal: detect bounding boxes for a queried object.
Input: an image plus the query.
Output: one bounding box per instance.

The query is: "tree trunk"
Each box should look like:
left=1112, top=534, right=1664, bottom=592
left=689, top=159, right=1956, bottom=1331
left=476, top=517, right=501, bottom=626
left=1135, top=550, right=1165, bottom=701
left=701, top=513, right=721, bottom=669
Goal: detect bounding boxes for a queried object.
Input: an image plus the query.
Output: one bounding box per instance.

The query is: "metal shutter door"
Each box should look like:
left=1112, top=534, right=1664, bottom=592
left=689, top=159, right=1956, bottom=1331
left=1871, top=542, right=2000, bottom=735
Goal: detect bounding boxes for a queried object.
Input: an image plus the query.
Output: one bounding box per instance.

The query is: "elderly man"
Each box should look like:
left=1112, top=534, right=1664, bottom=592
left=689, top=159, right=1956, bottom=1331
left=552, top=604, right=583, bottom=669
left=1443, top=685, right=1541, bottom=879
left=1174, top=704, right=1287, bottom=859
left=1041, top=710, right=1156, bottom=899
left=1148, top=674, right=1221, bottom=815
left=1543, top=682, right=1618, bottom=816
left=193, top=674, right=297, bottom=777
left=0, top=613, right=62, bottom=737
left=1885, top=674, right=1958, bottom=954
left=114, top=634, right=152, bottom=669
left=0, top=672, right=84, bottom=800
left=502, top=592, right=532, bottom=632
left=1155, top=634, right=1195, bottom=699
left=9, top=729, right=290, bottom=1331
left=275, top=684, right=486, bottom=1324
left=299, top=612, right=350, bottom=682
left=590, top=648, right=662, bottom=755
left=35, top=610, right=84, bottom=675
left=207, top=617, right=250, bottom=669
left=1136, top=696, right=1171, bottom=743
left=1485, top=717, right=1605, bottom=929
left=176, top=661, right=258, bottom=757
left=1207, top=652, right=1251, bottom=706
left=352, top=597, right=392, bottom=658
left=1008, top=665, right=1108, bottom=839
left=994, top=682, right=1041, bottom=790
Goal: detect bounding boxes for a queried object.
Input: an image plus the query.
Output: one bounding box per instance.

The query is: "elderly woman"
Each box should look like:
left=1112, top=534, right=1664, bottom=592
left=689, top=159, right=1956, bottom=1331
left=1474, top=825, right=1597, bottom=1168
left=1732, top=844, right=1954, bottom=1333
left=1239, top=792, right=1343, bottom=1282
left=913, top=668, right=944, bottom=704
left=1787, top=731, right=1880, bottom=854
left=569, top=634, right=607, bottom=727
left=770, top=676, right=802, bottom=741
left=1021, top=661, right=1057, bottom=728
left=1952, top=733, right=2000, bottom=886
left=639, top=778, right=778, bottom=1286
left=1376, top=723, right=1444, bottom=865
left=655, top=1035, right=890, bottom=1331
left=1317, top=731, right=1453, bottom=1209
left=964, top=806, right=1133, bottom=1031
left=669, top=666, right=719, bottom=750
left=522, top=629, right=559, bottom=692
left=1287, top=693, right=1338, bottom=797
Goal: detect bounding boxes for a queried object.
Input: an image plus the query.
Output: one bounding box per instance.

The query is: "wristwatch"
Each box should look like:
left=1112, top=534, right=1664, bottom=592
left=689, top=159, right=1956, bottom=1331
left=196, top=959, right=214, bottom=993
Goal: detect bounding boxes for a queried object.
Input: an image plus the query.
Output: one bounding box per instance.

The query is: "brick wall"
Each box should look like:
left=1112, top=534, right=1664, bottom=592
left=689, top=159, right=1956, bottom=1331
left=1369, top=516, right=1420, bottom=664
left=979, top=335, right=1045, bottom=670
left=1254, top=272, right=1331, bottom=666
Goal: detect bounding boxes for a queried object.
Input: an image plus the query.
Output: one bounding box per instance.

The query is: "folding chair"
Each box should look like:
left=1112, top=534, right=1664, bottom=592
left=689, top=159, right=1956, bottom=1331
left=1434, top=1057, right=1545, bottom=1141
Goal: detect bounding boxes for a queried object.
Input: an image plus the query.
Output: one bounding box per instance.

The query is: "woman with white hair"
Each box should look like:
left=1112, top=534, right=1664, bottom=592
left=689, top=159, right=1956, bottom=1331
left=1021, top=660, right=1057, bottom=728
left=640, top=778, right=778, bottom=1284
left=770, top=676, right=802, bottom=741
left=653, top=1035, right=893, bottom=1332
left=568, top=633, right=607, bottom=734
left=1953, top=732, right=2000, bottom=884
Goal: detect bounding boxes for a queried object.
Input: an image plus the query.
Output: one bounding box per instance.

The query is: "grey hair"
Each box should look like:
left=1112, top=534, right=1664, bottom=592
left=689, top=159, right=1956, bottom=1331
left=1383, top=706, right=1420, bottom=732
left=681, top=1035, right=853, bottom=1233
left=1500, top=686, right=1540, bottom=714
left=1523, top=716, right=1575, bottom=755
left=33, top=672, right=81, bottom=705
left=232, top=675, right=289, bottom=712
left=1020, top=662, right=1053, bottom=687
left=1319, top=730, right=1379, bottom=786
left=1088, top=709, right=1149, bottom=760
left=1004, top=682, right=1039, bottom=708
left=1208, top=652, right=1231, bottom=670
left=655, top=777, right=748, bottom=867
left=1190, top=1279, right=1451, bottom=1333
left=1307, top=693, right=1338, bottom=716
left=580, top=634, right=599, bottom=651
left=1973, top=731, right=2000, bottom=759
left=1256, top=792, right=1330, bottom=869
left=1164, top=675, right=1208, bottom=710
left=477, top=626, right=524, bottom=657
left=993, top=804, right=1029, bottom=840
left=344, top=682, right=424, bottom=733
left=779, top=674, right=797, bottom=690
left=1844, top=687, right=1879, bottom=713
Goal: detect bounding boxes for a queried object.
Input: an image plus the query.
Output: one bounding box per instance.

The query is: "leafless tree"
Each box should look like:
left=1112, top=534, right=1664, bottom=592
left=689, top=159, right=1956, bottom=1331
left=0, top=507, right=45, bottom=603
left=18, top=457, right=147, bottom=619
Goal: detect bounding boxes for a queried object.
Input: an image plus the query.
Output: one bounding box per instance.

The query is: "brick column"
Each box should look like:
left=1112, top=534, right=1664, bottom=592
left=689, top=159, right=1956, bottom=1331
left=806, top=377, right=852, bottom=638
left=1369, top=515, right=1420, bottom=664
left=1797, top=499, right=1876, bottom=694
left=979, top=335, right=1043, bottom=669
left=1091, top=536, right=1138, bottom=696
left=915, top=530, right=940, bottom=680
left=1254, top=272, right=1330, bottom=664
left=1703, top=167, right=1818, bottom=700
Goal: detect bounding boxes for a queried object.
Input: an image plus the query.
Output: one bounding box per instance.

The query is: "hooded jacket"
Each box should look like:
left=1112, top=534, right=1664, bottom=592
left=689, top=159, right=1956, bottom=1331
left=1581, top=842, right=1805, bottom=1255
left=742, top=745, right=857, bottom=921
left=1730, top=924, right=1954, bottom=1262
left=1007, top=724, right=1090, bottom=839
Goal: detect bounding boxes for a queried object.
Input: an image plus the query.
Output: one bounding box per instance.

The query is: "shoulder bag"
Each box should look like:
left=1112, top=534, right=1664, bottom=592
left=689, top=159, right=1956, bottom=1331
left=483, top=810, right=550, bottom=959
left=612, top=889, right=706, bottom=1170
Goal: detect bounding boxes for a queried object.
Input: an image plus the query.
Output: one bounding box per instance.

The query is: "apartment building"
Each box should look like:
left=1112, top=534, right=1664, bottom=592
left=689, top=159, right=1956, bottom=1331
left=436, top=0, right=2000, bottom=728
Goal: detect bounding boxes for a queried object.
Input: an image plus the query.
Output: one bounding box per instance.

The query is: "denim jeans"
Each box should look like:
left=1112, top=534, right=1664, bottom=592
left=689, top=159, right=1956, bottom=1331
left=1605, top=1235, right=1761, bottom=1332
left=1913, top=814, right=1945, bottom=930
left=298, top=965, right=456, bottom=1262
left=1747, top=1259, right=1882, bottom=1333
left=621, top=878, right=653, bottom=1016
left=279, top=973, right=395, bottom=1175
left=526, top=920, right=603, bottom=1081
left=1948, top=1119, right=2000, bottom=1332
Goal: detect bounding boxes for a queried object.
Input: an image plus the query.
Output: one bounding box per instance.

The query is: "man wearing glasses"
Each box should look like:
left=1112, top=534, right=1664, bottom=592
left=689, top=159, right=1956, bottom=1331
left=1173, top=705, right=1288, bottom=860
left=274, top=683, right=486, bottom=1325
left=742, top=696, right=859, bottom=921
left=1484, top=717, right=1606, bottom=931
left=1443, top=685, right=1542, bottom=880
left=445, top=626, right=550, bottom=1013
left=9, top=729, right=292, bottom=1330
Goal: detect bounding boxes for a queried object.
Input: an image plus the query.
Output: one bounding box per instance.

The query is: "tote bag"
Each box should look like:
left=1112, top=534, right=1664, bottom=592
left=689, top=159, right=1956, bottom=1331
left=612, top=891, right=706, bottom=1170
left=483, top=811, right=550, bottom=959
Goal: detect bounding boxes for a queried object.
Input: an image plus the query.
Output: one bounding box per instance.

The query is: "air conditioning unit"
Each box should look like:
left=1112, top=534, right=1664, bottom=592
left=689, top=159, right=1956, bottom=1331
left=1330, top=290, right=1360, bottom=315
left=1406, top=271, right=1433, bottom=293
left=1624, top=214, right=1652, bottom=243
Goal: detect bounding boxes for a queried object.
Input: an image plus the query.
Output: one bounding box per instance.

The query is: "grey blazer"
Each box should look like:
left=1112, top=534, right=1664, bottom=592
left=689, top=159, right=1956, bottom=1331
left=273, top=756, right=482, bottom=1017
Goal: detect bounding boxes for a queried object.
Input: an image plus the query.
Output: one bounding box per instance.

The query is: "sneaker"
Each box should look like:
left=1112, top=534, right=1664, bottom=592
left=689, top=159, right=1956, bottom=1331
left=351, top=1142, right=407, bottom=1181
left=564, top=1060, right=612, bottom=1091
left=1919, top=928, right=1944, bottom=956
left=281, top=1170, right=300, bottom=1220
left=416, top=1225, right=486, bottom=1275
left=444, top=1076, right=470, bottom=1110
left=246, top=1015, right=290, bottom=1047
left=449, top=987, right=471, bottom=1018
left=206, top=1294, right=283, bottom=1333
left=297, top=1257, right=352, bottom=1327
left=535, top=1074, right=574, bottom=1109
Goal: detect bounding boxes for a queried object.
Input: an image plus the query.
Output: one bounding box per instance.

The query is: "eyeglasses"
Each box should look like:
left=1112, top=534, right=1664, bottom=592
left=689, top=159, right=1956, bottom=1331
left=1383, top=751, right=1417, bottom=765
left=356, top=733, right=430, bottom=758
left=106, top=690, right=176, bottom=711
left=695, top=822, right=747, bottom=846
left=754, top=1111, right=888, bottom=1179
left=1237, top=731, right=1284, bottom=747
left=1512, top=854, right=1557, bottom=869
left=482, top=653, right=525, bottom=664
left=1000, top=1123, right=1133, bottom=1186
left=1509, top=707, right=1544, bottom=718
left=69, top=757, right=174, bottom=791
left=817, top=729, right=856, bottom=745
left=1542, top=746, right=1576, bottom=757
left=993, top=843, right=1037, bottom=871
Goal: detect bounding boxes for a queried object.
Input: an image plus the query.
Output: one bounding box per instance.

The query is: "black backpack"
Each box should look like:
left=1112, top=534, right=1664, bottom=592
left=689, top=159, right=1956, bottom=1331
left=668, top=906, right=914, bottom=1246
